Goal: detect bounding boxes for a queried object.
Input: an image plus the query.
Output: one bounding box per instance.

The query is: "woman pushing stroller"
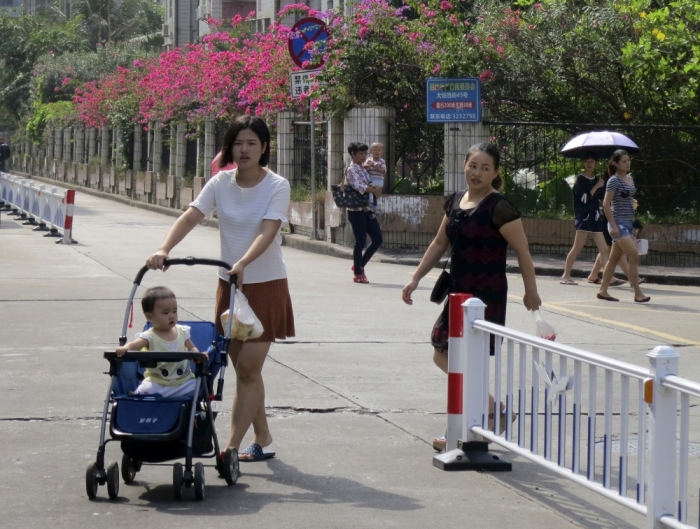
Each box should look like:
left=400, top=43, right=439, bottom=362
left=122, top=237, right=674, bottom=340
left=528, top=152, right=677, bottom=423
left=145, top=115, right=295, bottom=462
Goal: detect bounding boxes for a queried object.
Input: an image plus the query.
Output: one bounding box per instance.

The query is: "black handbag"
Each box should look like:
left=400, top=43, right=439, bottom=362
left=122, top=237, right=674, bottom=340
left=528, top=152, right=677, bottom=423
left=430, top=266, right=452, bottom=304
left=331, top=184, right=367, bottom=208
left=331, top=167, right=368, bottom=208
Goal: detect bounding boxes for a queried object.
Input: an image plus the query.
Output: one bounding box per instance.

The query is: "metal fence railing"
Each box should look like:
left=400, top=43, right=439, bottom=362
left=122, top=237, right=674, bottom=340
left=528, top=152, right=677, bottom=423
left=439, top=295, right=699, bottom=529
left=292, top=120, right=327, bottom=191
left=487, top=121, right=700, bottom=224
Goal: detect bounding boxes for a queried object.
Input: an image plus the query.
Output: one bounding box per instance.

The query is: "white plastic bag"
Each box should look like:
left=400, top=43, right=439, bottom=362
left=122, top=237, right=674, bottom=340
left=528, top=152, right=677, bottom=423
left=636, top=238, right=649, bottom=255
left=220, top=291, right=263, bottom=341
left=532, top=310, right=557, bottom=341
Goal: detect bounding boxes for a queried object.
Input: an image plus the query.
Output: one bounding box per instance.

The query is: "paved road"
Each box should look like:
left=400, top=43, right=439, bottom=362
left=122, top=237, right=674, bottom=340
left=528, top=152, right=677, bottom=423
left=2, top=189, right=699, bottom=528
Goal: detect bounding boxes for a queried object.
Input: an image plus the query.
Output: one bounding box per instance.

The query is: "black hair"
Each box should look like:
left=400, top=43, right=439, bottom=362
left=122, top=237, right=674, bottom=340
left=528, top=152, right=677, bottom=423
left=347, top=142, right=369, bottom=155
left=608, top=149, right=629, bottom=176
left=582, top=151, right=597, bottom=161
left=465, top=142, right=503, bottom=190
left=220, top=115, right=271, bottom=168
left=141, top=286, right=176, bottom=314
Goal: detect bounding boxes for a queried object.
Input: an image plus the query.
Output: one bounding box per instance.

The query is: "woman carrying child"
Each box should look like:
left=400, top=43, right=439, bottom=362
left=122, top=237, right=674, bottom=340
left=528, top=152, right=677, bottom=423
left=559, top=153, right=610, bottom=285
left=402, top=142, right=541, bottom=451
left=345, top=141, right=383, bottom=284
left=146, top=115, right=295, bottom=462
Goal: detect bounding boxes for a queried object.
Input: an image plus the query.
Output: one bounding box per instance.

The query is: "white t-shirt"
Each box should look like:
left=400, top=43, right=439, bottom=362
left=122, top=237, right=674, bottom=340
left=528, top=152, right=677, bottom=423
left=190, top=169, right=290, bottom=283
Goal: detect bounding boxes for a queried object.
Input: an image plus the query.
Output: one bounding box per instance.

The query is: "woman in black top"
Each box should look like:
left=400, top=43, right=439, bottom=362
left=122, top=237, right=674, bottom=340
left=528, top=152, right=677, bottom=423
left=402, top=142, right=542, bottom=449
left=560, top=154, right=610, bottom=285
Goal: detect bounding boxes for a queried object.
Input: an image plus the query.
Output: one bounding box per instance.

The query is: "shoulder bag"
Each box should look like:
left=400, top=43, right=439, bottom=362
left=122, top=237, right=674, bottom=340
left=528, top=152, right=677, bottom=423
left=331, top=167, right=368, bottom=208
left=429, top=260, right=453, bottom=304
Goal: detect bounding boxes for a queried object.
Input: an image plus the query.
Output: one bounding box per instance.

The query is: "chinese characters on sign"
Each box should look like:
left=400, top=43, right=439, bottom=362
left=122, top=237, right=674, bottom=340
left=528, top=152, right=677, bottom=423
left=290, top=69, right=320, bottom=99
left=426, top=78, right=481, bottom=123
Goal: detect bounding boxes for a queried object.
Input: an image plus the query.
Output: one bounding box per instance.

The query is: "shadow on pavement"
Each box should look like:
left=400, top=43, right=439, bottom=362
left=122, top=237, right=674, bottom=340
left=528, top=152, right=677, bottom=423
left=136, top=459, right=422, bottom=514
left=492, top=457, right=640, bottom=529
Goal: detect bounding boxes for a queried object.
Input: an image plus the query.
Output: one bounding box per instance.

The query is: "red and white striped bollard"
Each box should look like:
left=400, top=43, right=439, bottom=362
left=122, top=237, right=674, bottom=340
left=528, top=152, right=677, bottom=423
left=446, top=292, right=472, bottom=451
left=61, top=189, right=75, bottom=244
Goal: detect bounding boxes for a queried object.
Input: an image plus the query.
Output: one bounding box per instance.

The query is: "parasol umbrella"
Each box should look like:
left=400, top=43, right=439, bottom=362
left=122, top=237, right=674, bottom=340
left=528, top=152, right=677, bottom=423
left=560, top=131, right=640, bottom=159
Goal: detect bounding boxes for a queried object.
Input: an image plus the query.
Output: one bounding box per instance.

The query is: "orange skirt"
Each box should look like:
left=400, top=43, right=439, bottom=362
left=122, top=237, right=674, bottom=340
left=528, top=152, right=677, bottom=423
left=215, top=278, right=295, bottom=342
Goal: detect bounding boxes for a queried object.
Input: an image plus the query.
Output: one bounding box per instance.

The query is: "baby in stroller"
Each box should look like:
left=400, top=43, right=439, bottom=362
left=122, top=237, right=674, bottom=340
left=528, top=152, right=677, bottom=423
left=116, top=286, right=198, bottom=398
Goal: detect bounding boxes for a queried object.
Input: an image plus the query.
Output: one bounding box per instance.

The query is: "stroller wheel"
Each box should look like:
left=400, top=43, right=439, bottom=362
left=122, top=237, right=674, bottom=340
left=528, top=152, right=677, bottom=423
left=173, top=463, right=184, bottom=501
left=194, top=462, right=205, bottom=501
left=85, top=462, right=99, bottom=500
left=222, top=448, right=239, bottom=486
left=106, top=462, right=120, bottom=499
left=121, top=454, right=137, bottom=484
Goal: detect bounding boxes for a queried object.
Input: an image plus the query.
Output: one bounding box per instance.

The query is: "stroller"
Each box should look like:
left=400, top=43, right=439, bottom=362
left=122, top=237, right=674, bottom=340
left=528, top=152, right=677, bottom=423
left=86, top=257, right=239, bottom=501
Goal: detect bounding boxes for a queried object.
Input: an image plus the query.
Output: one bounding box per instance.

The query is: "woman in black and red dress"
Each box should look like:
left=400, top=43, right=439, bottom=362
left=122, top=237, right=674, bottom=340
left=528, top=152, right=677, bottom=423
left=402, top=142, right=541, bottom=450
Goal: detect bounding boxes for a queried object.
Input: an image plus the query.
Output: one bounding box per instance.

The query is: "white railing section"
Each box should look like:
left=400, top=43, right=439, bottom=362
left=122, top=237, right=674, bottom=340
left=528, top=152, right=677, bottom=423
left=0, top=172, right=75, bottom=243
left=453, top=297, right=699, bottom=529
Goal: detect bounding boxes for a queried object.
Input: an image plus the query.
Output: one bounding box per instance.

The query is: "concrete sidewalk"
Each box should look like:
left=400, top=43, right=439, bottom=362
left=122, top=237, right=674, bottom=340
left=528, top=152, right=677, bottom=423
left=281, top=233, right=700, bottom=287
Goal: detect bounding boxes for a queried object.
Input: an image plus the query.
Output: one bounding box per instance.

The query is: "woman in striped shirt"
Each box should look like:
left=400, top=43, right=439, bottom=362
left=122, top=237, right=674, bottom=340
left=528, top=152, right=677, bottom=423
left=597, top=150, right=650, bottom=303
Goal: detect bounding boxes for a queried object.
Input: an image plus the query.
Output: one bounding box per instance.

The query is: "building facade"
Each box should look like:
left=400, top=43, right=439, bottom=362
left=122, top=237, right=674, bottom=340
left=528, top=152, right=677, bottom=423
left=165, top=0, right=350, bottom=49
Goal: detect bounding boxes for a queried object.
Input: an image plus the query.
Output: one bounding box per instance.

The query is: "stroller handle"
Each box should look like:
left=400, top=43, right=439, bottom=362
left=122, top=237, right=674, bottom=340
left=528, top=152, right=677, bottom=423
left=133, top=257, right=236, bottom=286
left=120, top=256, right=238, bottom=344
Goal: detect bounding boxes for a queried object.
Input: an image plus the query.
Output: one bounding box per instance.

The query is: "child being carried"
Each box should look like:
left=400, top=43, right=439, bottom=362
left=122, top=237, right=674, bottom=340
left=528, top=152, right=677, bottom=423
left=362, top=142, right=386, bottom=216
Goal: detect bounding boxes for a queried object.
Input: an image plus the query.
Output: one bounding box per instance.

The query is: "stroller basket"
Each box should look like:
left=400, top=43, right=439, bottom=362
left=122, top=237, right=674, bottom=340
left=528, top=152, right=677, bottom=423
left=111, top=397, right=189, bottom=440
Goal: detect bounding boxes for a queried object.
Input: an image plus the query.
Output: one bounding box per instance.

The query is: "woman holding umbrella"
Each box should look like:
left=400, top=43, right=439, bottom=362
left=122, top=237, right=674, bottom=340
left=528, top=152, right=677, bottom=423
left=596, top=149, right=650, bottom=303
left=559, top=152, right=610, bottom=285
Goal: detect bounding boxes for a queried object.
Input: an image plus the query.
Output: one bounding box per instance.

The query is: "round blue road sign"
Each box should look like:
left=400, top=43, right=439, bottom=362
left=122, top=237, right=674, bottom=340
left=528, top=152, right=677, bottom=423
left=288, top=17, right=330, bottom=70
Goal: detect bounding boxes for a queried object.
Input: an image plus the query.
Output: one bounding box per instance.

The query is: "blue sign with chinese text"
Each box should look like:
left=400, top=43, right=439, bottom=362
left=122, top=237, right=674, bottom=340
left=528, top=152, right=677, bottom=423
left=426, top=78, right=481, bottom=123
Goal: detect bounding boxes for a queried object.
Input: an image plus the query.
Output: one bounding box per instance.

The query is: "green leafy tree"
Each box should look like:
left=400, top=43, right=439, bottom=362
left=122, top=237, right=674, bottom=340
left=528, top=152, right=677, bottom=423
left=67, top=0, right=164, bottom=49
left=0, top=14, right=85, bottom=122
left=620, top=0, right=700, bottom=121
left=30, top=41, right=158, bottom=105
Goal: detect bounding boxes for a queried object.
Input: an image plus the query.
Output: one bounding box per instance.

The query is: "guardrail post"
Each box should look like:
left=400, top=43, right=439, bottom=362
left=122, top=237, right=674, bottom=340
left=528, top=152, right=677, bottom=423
left=646, top=345, right=679, bottom=529
left=446, top=293, right=472, bottom=451
left=463, top=297, right=487, bottom=443
left=434, top=296, right=511, bottom=471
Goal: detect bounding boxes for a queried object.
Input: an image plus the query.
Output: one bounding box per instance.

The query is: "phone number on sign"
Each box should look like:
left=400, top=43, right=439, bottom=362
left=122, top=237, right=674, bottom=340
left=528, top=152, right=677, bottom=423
left=429, top=113, right=477, bottom=120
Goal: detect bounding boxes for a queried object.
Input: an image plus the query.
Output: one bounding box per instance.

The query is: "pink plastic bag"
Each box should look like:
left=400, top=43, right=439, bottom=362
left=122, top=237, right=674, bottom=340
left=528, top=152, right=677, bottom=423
left=532, top=310, right=557, bottom=341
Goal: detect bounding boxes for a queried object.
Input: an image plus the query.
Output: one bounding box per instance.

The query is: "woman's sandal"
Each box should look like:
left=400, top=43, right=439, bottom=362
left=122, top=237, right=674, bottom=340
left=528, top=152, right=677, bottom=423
left=634, top=296, right=651, bottom=303
left=353, top=273, right=370, bottom=284
left=433, top=410, right=517, bottom=452
left=489, top=410, right=518, bottom=432
left=433, top=436, right=446, bottom=452
left=597, top=293, right=619, bottom=302
left=610, top=278, right=626, bottom=286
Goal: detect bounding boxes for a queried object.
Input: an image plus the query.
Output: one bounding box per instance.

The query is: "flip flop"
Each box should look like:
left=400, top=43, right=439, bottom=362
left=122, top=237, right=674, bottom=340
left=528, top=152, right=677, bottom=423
left=560, top=279, right=578, bottom=285
left=634, top=296, right=651, bottom=303
left=239, top=443, right=276, bottom=462
left=353, top=273, right=370, bottom=284
left=597, top=293, right=619, bottom=302
left=610, top=278, right=626, bottom=286
left=587, top=278, right=601, bottom=284
left=433, top=436, right=446, bottom=452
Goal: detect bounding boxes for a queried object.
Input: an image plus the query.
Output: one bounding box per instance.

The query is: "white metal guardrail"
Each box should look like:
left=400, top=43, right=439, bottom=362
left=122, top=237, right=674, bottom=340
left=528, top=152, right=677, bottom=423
left=436, top=295, right=699, bottom=529
left=0, top=172, right=76, bottom=243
